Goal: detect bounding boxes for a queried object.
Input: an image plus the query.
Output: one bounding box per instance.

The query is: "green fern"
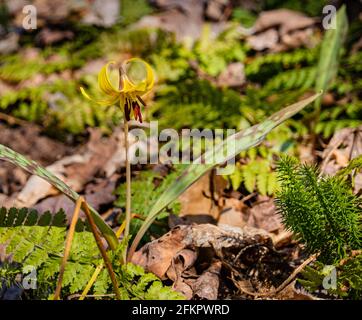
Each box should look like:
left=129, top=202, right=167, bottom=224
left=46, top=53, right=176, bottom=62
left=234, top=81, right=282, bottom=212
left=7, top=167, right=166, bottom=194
left=227, top=159, right=278, bottom=196
left=0, top=79, right=121, bottom=135
left=0, top=207, right=99, bottom=298
left=193, top=24, right=246, bottom=77
left=115, top=167, right=183, bottom=241
left=315, top=100, right=362, bottom=138
left=151, top=79, right=243, bottom=130
left=0, top=207, right=183, bottom=299
left=263, top=67, right=317, bottom=93
left=94, top=262, right=184, bottom=300
left=245, top=48, right=318, bottom=79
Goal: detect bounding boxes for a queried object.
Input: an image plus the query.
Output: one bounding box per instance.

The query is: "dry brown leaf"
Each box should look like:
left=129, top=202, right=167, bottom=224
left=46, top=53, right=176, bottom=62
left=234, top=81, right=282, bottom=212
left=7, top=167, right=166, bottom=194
left=192, top=260, right=222, bottom=300
left=179, top=173, right=219, bottom=223
left=252, top=9, right=316, bottom=35
left=217, top=197, right=246, bottom=228
left=321, top=125, right=362, bottom=193
left=166, top=249, right=197, bottom=299
left=132, top=226, right=188, bottom=279
left=132, top=223, right=272, bottom=279
left=166, top=249, right=197, bottom=281
left=246, top=196, right=283, bottom=233
left=0, top=123, right=72, bottom=196
left=5, top=129, right=117, bottom=208
left=247, top=28, right=279, bottom=51
left=33, top=178, right=117, bottom=221
left=248, top=9, right=317, bottom=52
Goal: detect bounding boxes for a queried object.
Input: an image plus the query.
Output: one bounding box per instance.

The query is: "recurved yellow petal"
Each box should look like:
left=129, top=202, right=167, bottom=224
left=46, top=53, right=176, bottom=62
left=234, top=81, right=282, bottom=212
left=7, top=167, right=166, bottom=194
left=98, top=61, right=120, bottom=96
left=121, top=58, right=154, bottom=95
left=80, top=87, right=120, bottom=107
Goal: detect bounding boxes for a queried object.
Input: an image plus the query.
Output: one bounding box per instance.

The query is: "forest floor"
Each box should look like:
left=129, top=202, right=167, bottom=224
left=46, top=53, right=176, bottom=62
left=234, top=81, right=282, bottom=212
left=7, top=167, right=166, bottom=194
left=0, top=0, right=361, bottom=300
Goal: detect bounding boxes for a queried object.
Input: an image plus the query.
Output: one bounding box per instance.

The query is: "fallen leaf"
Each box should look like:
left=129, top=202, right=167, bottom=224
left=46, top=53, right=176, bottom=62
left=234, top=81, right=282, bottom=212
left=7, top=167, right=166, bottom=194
left=246, top=196, right=283, bottom=233
left=132, top=226, right=188, bottom=279
left=33, top=177, right=117, bottom=221
left=179, top=173, right=219, bottom=223
left=247, top=28, right=279, bottom=51
left=6, top=128, right=117, bottom=207
left=166, top=248, right=197, bottom=299
left=320, top=125, right=362, bottom=193
left=248, top=9, right=317, bottom=52
left=132, top=223, right=272, bottom=279
left=252, top=9, right=316, bottom=35
left=192, top=260, right=222, bottom=300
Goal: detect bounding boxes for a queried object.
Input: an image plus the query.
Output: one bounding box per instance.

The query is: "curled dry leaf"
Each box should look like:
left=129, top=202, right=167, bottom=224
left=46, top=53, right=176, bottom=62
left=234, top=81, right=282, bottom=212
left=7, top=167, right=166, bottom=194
left=248, top=9, right=317, bottom=52
left=184, top=224, right=272, bottom=251
left=132, top=223, right=273, bottom=298
left=132, top=226, right=188, bottom=280
left=166, top=249, right=197, bottom=299
left=192, top=260, right=222, bottom=300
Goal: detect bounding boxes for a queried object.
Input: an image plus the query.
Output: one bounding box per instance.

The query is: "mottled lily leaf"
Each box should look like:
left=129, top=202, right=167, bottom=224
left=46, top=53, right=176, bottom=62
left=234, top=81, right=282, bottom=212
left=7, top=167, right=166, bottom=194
left=314, top=5, right=347, bottom=109
left=129, top=92, right=322, bottom=259
left=0, top=144, right=118, bottom=249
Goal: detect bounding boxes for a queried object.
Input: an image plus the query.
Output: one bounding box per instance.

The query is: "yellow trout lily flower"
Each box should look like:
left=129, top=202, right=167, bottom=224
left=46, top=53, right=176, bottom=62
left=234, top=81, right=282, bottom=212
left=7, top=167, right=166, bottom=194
left=80, top=58, right=154, bottom=123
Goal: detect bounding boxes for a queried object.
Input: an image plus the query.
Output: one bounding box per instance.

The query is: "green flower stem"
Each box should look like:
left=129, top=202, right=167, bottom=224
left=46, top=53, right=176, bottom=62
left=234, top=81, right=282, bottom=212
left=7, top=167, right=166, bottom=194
left=124, top=115, right=132, bottom=241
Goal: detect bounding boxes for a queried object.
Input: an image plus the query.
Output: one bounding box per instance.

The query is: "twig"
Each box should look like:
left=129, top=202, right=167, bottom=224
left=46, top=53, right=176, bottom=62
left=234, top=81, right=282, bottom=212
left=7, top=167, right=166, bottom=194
left=81, top=198, right=121, bottom=300
left=339, top=250, right=362, bottom=266
left=54, top=197, right=83, bottom=300
left=0, top=112, right=31, bottom=127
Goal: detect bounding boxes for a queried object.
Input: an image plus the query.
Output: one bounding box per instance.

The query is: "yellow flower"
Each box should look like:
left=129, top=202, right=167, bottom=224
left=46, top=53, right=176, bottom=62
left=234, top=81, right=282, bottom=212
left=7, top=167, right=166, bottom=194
left=80, top=58, right=154, bottom=122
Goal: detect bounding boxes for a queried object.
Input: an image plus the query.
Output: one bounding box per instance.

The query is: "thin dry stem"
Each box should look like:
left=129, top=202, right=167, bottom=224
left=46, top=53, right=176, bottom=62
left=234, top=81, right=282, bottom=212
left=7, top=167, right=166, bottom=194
left=81, top=199, right=121, bottom=300
left=54, top=197, right=83, bottom=300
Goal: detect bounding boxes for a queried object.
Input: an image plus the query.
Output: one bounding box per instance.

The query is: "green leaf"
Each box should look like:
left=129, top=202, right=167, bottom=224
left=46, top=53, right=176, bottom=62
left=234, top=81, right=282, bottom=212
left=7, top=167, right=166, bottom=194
left=0, top=144, right=118, bottom=250
left=129, top=92, right=322, bottom=258
left=144, top=281, right=185, bottom=300
left=314, top=5, right=348, bottom=109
